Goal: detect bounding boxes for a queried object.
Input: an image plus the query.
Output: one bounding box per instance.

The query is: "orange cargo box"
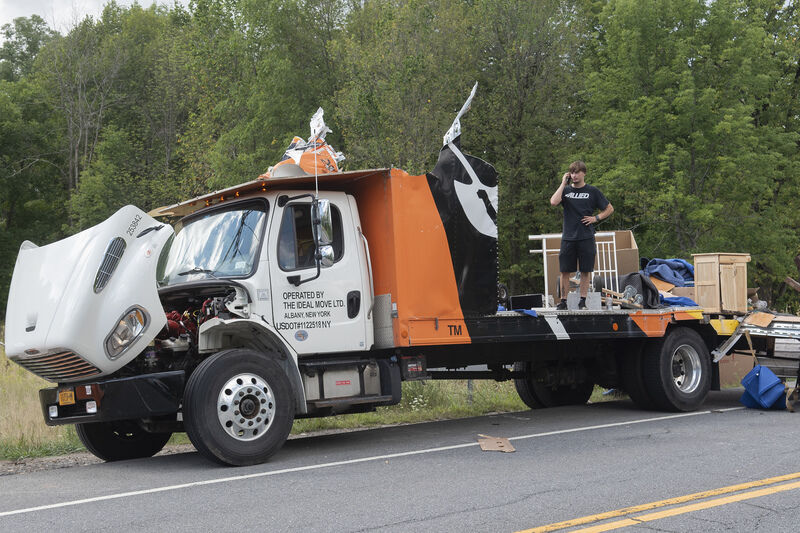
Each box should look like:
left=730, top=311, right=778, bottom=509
left=349, top=160, right=498, bottom=348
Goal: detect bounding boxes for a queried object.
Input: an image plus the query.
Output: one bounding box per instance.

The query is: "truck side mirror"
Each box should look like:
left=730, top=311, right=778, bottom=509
left=318, top=244, right=335, bottom=268
left=313, top=199, right=334, bottom=246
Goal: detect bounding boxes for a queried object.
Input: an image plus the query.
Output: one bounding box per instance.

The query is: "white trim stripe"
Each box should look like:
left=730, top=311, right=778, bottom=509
left=544, top=315, right=570, bottom=340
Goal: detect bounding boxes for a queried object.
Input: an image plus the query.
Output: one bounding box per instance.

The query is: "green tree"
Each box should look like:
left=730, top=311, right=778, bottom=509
left=577, top=0, right=800, bottom=305
left=0, top=77, right=67, bottom=315
left=0, top=15, right=56, bottom=82
left=333, top=0, right=480, bottom=173
left=60, top=3, right=193, bottom=229
left=179, top=0, right=348, bottom=191
left=471, top=0, right=582, bottom=293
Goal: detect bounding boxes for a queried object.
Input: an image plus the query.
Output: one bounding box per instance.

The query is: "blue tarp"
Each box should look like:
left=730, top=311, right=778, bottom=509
left=498, top=305, right=538, bottom=317
left=740, top=365, right=786, bottom=410
left=642, top=258, right=695, bottom=287
left=659, top=295, right=699, bottom=307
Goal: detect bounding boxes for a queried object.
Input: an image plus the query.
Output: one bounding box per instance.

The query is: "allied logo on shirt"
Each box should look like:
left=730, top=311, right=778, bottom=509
left=564, top=192, right=590, bottom=199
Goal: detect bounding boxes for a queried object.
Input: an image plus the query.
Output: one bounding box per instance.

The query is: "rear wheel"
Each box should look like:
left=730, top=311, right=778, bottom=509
left=513, top=361, right=594, bottom=408
left=184, top=348, right=294, bottom=466
left=76, top=420, right=171, bottom=461
left=513, top=362, right=544, bottom=409
left=642, top=327, right=710, bottom=411
left=620, top=343, right=657, bottom=410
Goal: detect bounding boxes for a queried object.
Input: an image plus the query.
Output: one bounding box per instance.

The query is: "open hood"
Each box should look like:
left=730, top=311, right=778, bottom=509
left=4, top=206, right=173, bottom=382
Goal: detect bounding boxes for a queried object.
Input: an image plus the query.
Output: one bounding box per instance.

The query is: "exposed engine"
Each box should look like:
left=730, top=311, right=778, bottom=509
left=120, top=287, right=248, bottom=377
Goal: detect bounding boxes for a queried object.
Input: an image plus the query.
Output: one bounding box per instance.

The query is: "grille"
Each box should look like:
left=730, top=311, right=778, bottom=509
left=94, top=237, right=126, bottom=293
left=14, top=350, right=102, bottom=383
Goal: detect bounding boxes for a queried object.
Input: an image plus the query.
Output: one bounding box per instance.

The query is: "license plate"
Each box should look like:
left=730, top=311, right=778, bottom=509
left=58, top=389, right=75, bottom=406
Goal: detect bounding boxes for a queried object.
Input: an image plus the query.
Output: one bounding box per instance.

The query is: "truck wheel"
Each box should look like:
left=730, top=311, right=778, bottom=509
left=642, top=327, right=710, bottom=412
left=513, top=362, right=593, bottom=408
left=76, top=420, right=171, bottom=461
left=183, top=348, right=294, bottom=466
left=532, top=380, right=594, bottom=407
left=620, top=343, right=657, bottom=410
left=513, top=362, right=544, bottom=409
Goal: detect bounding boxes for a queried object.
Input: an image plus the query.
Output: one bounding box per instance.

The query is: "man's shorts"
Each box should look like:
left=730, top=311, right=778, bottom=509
left=559, top=238, right=596, bottom=273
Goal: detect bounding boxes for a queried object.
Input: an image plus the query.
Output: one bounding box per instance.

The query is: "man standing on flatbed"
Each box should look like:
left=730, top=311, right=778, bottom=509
left=550, top=161, right=614, bottom=310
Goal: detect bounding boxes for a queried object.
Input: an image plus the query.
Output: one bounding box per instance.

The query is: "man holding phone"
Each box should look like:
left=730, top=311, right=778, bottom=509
left=549, top=160, right=614, bottom=310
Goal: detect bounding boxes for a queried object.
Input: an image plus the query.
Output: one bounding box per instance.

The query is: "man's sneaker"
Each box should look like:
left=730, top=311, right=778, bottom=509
left=556, top=300, right=568, bottom=310
left=578, top=300, right=588, bottom=310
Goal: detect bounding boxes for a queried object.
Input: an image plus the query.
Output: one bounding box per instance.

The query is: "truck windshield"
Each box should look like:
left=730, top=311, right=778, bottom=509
left=158, top=204, right=267, bottom=286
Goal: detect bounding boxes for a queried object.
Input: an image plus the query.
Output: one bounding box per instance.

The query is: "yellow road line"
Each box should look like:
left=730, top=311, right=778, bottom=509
left=575, top=479, right=800, bottom=532
left=518, top=471, right=800, bottom=533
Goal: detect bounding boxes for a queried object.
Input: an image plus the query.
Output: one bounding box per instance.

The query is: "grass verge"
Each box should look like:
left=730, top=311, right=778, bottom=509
left=1, top=325, right=85, bottom=460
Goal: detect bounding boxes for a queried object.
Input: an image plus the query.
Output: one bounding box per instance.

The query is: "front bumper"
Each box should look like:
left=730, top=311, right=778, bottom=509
left=39, top=370, right=185, bottom=426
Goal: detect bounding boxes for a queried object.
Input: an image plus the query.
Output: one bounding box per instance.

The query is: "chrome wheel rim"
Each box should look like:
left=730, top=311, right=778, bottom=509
left=217, top=373, right=276, bottom=441
left=671, top=344, right=702, bottom=393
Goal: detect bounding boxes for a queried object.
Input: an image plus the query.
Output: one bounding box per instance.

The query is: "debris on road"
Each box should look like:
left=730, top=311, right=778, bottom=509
left=477, top=434, right=515, bottom=453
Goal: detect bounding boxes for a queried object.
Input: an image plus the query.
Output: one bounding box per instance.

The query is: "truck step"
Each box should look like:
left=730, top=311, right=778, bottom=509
left=309, top=394, right=395, bottom=408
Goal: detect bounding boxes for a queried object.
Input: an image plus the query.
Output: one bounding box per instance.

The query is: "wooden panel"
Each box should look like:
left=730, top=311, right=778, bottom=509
left=693, top=255, right=720, bottom=313
left=650, top=276, right=675, bottom=292
left=721, top=262, right=748, bottom=313
left=734, top=262, right=748, bottom=311
left=720, top=264, right=736, bottom=312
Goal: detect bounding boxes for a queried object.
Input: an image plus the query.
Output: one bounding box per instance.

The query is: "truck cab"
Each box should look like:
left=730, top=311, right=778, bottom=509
left=157, top=190, right=373, bottom=356
left=4, top=171, right=412, bottom=466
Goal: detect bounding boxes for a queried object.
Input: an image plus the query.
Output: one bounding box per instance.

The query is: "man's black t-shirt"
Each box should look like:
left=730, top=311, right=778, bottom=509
left=561, top=184, right=609, bottom=241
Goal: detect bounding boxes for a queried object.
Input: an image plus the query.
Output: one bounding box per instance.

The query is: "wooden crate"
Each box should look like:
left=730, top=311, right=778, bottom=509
left=692, top=253, right=750, bottom=314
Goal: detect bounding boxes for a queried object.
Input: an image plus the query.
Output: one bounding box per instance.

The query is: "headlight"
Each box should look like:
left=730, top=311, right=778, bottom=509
left=104, top=306, right=149, bottom=359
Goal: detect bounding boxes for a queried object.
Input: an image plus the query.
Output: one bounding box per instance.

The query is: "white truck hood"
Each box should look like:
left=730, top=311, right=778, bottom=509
left=4, top=205, right=173, bottom=382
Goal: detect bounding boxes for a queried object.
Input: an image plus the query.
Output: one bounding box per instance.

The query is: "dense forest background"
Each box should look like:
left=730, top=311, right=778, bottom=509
left=1, top=0, right=799, bottom=317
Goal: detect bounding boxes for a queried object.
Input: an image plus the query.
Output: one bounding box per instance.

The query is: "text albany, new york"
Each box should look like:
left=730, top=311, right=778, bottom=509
left=275, top=290, right=344, bottom=331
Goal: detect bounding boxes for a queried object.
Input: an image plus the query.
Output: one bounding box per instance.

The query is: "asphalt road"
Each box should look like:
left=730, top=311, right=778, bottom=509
left=2, top=389, right=800, bottom=532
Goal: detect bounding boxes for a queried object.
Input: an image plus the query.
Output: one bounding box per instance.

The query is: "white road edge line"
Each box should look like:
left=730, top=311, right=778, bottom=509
left=0, top=408, right=744, bottom=518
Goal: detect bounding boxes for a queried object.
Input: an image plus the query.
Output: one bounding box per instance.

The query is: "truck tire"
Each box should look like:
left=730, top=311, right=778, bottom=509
left=513, top=362, right=544, bottom=409
left=641, top=327, right=710, bottom=412
left=183, top=348, right=294, bottom=466
left=620, top=343, right=657, bottom=410
left=76, top=420, right=171, bottom=461
left=513, top=362, right=593, bottom=408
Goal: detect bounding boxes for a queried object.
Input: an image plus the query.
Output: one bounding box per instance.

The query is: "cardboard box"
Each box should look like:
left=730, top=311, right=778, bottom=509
left=669, top=286, right=696, bottom=301
left=544, top=230, right=639, bottom=298
left=718, top=353, right=755, bottom=388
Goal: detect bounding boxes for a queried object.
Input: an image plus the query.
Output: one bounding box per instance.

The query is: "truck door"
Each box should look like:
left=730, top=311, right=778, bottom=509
left=268, top=192, right=368, bottom=354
